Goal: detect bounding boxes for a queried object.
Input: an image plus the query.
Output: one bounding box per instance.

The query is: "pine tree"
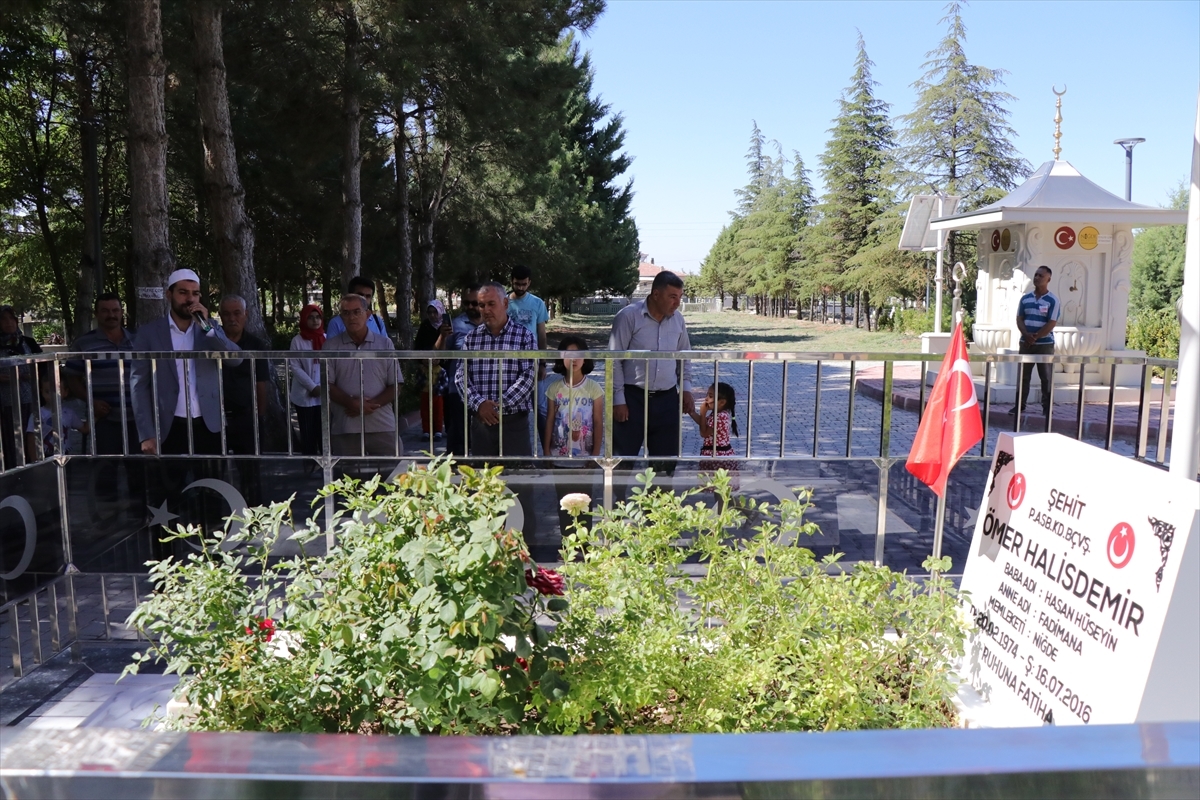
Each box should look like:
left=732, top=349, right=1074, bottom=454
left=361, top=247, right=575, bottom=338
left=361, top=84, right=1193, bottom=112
left=807, top=32, right=896, bottom=321
left=734, top=121, right=770, bottom=216
left=900, top=1, right=1029, bottom=208
left=899, top=1, right=1030, bottom=315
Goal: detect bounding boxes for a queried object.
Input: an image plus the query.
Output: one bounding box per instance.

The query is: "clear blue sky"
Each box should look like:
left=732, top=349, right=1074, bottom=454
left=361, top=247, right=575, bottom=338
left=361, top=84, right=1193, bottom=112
left=580, top=0, right=1200, bottom=274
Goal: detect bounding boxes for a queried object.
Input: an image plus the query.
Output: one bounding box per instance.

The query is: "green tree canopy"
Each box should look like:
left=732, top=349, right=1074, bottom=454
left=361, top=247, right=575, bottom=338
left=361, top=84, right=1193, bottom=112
left=899, top=1, right=1029, bottom=209
left=1130, top=183, right=1188, bottom=314
left=806, top=31, right=897, bottom=302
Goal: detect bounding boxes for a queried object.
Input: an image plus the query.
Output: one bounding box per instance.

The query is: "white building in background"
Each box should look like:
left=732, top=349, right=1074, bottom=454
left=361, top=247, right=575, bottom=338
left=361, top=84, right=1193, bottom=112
left=633, top=258, right=662, bottom=298
left=929, top=158, right=1185, bottom=400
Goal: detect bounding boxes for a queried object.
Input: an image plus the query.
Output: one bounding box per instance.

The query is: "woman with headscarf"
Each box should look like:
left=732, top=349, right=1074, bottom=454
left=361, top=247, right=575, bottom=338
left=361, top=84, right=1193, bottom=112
left=289, top=303, right=325, bottom=456
left=413, top=299, right=451, bottom=439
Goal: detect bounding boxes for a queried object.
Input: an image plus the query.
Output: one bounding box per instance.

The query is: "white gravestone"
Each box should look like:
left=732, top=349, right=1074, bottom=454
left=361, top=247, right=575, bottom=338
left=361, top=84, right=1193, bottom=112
left=959, top=432, right=1199, bottom=727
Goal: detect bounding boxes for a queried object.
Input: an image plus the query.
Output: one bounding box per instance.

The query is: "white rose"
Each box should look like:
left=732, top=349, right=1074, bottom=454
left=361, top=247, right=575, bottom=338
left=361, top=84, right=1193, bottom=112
left=559, top=493, right=591, bottom=515
left=267, top=629, right=302, bottom=660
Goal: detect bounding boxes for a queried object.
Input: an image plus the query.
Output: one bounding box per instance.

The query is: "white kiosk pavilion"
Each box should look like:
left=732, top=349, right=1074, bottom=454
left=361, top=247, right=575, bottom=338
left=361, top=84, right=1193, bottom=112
left=930, top=160, right=1185, bottom=401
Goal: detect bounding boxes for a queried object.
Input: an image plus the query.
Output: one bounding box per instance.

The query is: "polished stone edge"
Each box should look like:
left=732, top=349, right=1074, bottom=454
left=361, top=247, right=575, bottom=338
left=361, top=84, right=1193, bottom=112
left=1, top=722, right=1197, bottom=785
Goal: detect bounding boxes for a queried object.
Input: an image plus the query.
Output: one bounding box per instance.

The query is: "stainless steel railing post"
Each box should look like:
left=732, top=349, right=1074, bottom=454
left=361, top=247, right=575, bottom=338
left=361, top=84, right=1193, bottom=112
left=1105, top=363, right=1119, bottom=451
left=9, top=603, right=23, bottom=678
left=1136, top=365, right=1152, bottom=459
left=1075, top=368, right=1087, bottom=441
left=845, top=361, right=856, bottom=457
left=779, top=360, right=788, bottom=459
left=1156, top=367, right=1173, bottom=464
left=811, top=361, right=822, bottom=457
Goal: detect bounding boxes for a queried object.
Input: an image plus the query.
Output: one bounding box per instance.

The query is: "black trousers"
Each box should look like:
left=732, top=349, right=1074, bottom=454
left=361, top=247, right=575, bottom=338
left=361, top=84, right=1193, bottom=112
left=295, top=404, right=322, bottom=456
left=162, top=415, right=221, bottom=455
left=1018, top=342, right=1055, bottom=415
left=226, top=414, right=263, bottom=508
left=93, top=415, right=145, bottom=503
left=444, top=393, right=466, bottom=457
left=468, top=411, right=533, bottom=458
left=614, top=385, right=680, bottom=477
left=468, top=410, right=536, bottom=537
left=1, top=401, right=30, bottom=469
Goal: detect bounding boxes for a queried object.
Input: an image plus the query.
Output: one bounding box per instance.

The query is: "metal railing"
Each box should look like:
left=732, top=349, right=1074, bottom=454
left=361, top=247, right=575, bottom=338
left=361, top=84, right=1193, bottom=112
left=0, top=348, right=1179, bottom=466
left=1, top=722, right=1196, bottom=796
left=0, top=572, right=154, bottom=684
left=0, top=348, right=1181, bottom=687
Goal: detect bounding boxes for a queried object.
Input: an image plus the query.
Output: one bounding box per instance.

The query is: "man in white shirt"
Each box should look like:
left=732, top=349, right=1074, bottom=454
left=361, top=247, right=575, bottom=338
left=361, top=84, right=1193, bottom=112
left=130, top=268, right=243, bottom=456
left=608, top=271, right=694, bottom=476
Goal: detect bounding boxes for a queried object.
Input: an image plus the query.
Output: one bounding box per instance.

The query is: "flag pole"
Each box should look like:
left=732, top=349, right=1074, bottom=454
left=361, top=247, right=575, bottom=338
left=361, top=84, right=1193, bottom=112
left=932, top=493, right=947, bottom=560
left=932, top=264, right=969, bottom=561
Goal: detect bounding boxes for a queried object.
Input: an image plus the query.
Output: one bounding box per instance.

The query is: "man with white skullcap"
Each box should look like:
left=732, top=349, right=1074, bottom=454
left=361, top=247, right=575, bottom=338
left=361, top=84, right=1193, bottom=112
left=129, top=268, right=243, bottom=456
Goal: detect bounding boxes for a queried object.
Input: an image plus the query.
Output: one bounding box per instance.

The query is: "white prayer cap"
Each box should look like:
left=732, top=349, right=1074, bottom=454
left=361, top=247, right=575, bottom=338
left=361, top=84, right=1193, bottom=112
left=167, top=268, right=201, bottom=288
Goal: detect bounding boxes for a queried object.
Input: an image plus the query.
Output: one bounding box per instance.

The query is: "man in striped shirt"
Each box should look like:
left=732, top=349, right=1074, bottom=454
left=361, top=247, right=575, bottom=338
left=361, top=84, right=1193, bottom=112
left=1012, top=265, right=1060, bottom=422
left=455, top=282, right=537, bottom=458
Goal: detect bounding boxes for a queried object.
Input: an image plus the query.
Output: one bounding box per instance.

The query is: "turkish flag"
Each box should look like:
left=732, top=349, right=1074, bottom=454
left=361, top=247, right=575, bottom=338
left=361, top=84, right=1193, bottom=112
left=906, top=322, right=983, bottom=497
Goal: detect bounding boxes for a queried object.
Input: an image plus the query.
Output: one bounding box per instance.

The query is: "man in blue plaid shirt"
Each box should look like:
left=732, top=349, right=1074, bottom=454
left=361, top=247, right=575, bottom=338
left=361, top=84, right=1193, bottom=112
left=455, top=282, right=537, bottom=457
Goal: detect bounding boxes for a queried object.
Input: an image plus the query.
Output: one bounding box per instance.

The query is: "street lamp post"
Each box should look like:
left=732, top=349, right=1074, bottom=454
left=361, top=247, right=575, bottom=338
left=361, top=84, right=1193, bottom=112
left=1113, top=137, right=1146, bottom=202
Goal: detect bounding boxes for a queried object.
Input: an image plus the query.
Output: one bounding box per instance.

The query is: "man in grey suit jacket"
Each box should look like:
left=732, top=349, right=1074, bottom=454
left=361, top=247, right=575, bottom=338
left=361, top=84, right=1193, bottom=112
left=130, top=269, right=242, bottom=455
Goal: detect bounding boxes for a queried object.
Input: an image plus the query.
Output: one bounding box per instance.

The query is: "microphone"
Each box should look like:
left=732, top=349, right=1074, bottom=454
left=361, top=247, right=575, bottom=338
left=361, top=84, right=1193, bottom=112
left=193, top=310, right=213, bottom=334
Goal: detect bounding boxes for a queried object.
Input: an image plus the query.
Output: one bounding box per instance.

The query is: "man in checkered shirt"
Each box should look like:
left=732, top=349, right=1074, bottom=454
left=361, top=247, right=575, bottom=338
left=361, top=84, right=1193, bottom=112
left=455, top=281, right=537, bottom=457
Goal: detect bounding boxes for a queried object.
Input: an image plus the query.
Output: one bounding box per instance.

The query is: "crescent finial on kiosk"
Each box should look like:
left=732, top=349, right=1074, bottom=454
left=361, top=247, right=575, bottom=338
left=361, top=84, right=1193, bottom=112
left=1052, top=85, right=1067, bottom=161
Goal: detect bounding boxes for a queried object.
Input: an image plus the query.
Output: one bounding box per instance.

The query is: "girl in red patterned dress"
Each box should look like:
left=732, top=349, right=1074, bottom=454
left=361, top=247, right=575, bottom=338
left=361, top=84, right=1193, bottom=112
left=688, top=381, right=739, bottom=488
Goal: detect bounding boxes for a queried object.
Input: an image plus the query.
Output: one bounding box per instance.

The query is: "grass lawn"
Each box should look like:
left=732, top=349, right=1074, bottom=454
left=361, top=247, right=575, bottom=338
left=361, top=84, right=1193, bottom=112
left=548, top=311, right=922, bottom=352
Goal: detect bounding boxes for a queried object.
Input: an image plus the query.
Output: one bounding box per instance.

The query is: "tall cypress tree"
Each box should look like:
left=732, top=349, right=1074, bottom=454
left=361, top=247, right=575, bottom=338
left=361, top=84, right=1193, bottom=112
left=900, top=0, right=1029, bottom=307
left=900, top=1, right=1029, bottom=208
left=734, top=120, right=771, bottom=216
left=807, top=32, right=895, bottom=319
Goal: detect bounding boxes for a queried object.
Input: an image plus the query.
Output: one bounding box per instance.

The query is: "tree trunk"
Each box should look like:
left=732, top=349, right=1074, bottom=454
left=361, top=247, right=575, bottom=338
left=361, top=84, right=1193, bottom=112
left=862, top=290, right=872, bottom=332
left=127, top=0, right=174, bottom=327
left=393, top=111, right=414, bottom=348
left=339, top=3, right=362, bottom=292
left=34, top=198, right=73, bottom=336
left=418, top=144, right=452, bottom=305
left=70, top=37, right=100, bottom=340
left=190, top=0, right=263, bottom=337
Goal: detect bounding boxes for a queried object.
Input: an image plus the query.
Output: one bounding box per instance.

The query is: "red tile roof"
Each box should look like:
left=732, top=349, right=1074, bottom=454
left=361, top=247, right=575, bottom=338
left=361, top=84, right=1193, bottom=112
left=637, top=262, right=661, bottom=278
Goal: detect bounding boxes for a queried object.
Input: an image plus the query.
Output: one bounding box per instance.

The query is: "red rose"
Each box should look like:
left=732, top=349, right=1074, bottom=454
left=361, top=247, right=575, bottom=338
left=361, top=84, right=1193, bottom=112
left=247, top=618, right=275, bottom=642
left=524, top=567, right=564, bottom=596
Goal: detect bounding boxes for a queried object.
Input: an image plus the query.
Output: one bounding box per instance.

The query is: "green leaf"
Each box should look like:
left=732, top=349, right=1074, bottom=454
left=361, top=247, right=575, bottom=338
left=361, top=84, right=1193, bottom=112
left=538, top=670, right=570, bottom=701
left=413, top=556, right=441, bottom=586
left=514, top=634, right=532, bottom=659
left=546, top=597, right=569, bottom=612
left=478, top=673, right=501, bottom=701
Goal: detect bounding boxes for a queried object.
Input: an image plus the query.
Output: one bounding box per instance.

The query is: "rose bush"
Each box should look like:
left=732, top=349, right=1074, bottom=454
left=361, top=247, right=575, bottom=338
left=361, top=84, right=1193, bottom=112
left=127, top=460, right=966, bottom=735
left=545, top=470, right=966, bottom=733
left=126, top=459, right=569, bottom=734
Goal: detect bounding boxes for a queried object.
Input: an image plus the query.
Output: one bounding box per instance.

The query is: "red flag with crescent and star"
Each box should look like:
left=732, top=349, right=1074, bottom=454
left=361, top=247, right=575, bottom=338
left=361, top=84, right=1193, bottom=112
left=906, top=322, right=983, bottom=497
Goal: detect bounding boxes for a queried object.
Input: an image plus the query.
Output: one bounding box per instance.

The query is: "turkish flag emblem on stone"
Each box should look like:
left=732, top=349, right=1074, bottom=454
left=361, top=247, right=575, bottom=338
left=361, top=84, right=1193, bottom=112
left=906, top=322, right=984, bottom=497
